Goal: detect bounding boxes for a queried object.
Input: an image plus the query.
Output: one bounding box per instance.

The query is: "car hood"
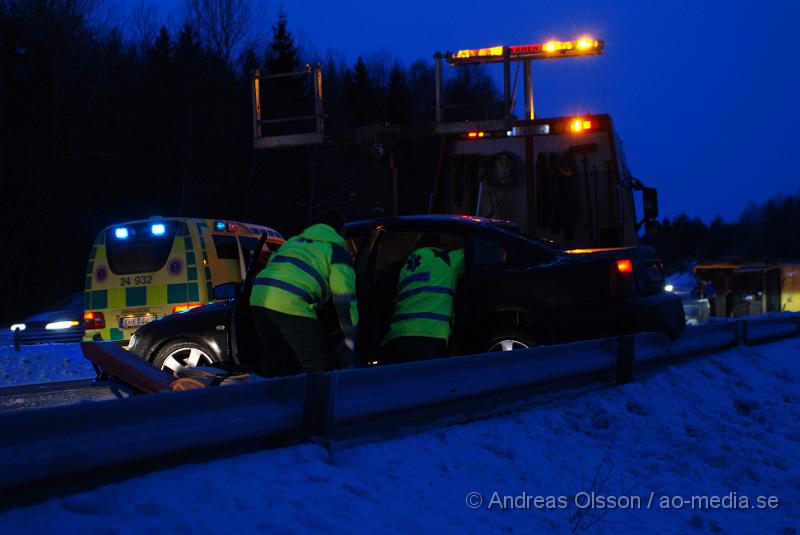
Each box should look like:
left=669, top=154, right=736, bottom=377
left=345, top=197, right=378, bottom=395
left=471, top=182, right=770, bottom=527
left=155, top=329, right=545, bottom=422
left=24, top=309, right=83, bottom=324
left=160, top=301, right=233, bottom=322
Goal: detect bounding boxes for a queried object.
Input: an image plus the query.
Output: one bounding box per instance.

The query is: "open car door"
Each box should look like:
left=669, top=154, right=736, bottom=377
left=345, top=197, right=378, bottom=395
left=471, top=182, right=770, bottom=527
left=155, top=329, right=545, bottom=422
left=353, top=226, right=385, bottom=362
left=229, top=233, right=273, bottom=368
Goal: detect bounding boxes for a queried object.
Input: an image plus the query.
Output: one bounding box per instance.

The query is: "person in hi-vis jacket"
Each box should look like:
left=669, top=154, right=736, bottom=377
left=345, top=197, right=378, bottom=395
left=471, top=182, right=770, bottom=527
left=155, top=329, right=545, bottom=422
left=382, top=233, right=464, bottom=363
left=250, top=211, right=358, bottom=374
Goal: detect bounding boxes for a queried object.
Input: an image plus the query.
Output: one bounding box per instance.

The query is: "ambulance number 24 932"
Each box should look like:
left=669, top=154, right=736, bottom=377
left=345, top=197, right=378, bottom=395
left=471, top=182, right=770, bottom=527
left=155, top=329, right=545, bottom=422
left=120, top=275, right=153, bottom=286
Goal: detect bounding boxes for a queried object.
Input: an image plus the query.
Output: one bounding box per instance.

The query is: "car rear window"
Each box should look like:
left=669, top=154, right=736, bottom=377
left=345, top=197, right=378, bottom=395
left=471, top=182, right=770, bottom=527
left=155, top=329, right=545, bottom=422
left=106, top=222, right=178, bottom=275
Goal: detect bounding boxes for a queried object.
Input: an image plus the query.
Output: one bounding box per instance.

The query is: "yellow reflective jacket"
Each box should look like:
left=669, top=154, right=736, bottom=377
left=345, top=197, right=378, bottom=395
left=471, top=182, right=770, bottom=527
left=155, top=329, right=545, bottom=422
left=250, top=224, right=358, bottom=339
left=383, top=247, right=465, bottom=344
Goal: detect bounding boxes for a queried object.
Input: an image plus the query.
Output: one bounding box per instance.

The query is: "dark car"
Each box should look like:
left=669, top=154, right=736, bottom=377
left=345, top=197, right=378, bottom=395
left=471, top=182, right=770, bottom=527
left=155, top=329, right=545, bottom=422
left=128, top=215, right=685, bottom=373
left=9, top=292, right=85, bottom=345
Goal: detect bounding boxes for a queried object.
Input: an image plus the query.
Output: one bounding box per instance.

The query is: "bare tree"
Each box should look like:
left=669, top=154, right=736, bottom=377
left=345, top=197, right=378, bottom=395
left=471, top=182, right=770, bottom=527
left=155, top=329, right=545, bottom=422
left=183, top=0, right=264, bottom=67
left=130, top=0, right=159, bottom=56
left=365, top=47, right=394, bottom=90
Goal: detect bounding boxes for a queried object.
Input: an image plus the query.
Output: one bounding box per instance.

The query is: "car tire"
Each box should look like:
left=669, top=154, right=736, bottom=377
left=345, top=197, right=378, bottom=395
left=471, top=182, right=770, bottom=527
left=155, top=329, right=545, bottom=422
left=153, top=339, right=218, bottom=374
left=485, top=329, right=539, bottom=353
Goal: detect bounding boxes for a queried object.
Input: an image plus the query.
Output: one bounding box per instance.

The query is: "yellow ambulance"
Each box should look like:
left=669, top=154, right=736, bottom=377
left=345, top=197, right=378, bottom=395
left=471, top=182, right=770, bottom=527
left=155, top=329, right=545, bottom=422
left=83, top=217, right=284, bottom=342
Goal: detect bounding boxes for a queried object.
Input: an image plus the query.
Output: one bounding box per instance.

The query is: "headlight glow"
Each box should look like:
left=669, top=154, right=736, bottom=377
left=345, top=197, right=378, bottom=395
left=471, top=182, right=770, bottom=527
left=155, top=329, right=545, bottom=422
left=45, top=320, right=80, bottom=330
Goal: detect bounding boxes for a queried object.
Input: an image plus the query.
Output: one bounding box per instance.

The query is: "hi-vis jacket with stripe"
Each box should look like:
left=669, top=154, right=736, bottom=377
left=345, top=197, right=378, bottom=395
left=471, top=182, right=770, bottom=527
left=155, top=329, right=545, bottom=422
left=249, top=224, right=358, bottom=340
left=383, top=247, right=465, bottom=344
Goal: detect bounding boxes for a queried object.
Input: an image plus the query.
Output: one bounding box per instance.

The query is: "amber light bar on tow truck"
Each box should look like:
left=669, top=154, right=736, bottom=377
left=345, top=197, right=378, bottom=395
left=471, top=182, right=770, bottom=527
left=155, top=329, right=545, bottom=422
left=462, top=116, right=598, bottom=140
left=570, top=118, right=593, bottom=132
left=462, top=130, right=502, bottom=139
left=449, top=36, right=604, bottom=65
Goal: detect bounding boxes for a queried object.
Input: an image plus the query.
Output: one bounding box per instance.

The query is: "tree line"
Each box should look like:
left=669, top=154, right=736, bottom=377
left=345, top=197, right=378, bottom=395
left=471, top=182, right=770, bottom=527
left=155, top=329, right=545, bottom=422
left=0, top=0, right=500, bottom=323
left=645, top=191, right=800, bottom=273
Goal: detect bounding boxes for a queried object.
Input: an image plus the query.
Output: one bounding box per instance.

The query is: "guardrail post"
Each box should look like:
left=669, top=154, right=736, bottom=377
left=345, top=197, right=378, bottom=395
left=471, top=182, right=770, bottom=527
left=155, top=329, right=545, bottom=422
left=302, top=372, right=336, bottom=437
left=615, top=335, right=634, bottom=385
left=13, top=329, right=20, bottom=353
left=738, top=320, right=748, bottom=346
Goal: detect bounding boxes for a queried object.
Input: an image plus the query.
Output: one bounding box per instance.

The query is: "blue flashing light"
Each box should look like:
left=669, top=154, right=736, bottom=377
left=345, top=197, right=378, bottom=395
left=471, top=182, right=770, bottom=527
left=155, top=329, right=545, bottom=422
left=214, top=220, right=227, bottom=231
left=151, top=223, right=166, bottom=236
left=115, top=227, right=129, bottom=239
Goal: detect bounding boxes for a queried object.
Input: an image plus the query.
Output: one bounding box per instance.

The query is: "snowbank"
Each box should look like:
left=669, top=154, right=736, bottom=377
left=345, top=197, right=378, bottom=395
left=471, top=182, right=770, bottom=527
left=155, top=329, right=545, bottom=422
left=1, top=340, right=799, bottom=534
left=0, top=340, right=93, bottom=387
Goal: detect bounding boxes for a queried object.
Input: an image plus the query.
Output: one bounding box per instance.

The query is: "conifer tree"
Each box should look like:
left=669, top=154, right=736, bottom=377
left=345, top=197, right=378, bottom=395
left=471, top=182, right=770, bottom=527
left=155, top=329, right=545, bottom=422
left=386, top=61, right=410, bottom=124
left=262, top=7, right=305, bottom=124
left=346, top=56, right=374, bottom=126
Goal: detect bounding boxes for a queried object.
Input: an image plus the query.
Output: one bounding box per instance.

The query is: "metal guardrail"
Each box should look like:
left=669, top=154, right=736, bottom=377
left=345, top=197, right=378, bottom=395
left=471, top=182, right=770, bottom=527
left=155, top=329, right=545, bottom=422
left=333, top=338, right=616, bottom=426
left=0, top=375, right=306, bottom=493
left=743, top=315, right=800, bottom=344
left=633, top=322, right=740, bottom=366
left=0, top=314, right=798, bottom=504
left=0, top=379, right=126, bottom=412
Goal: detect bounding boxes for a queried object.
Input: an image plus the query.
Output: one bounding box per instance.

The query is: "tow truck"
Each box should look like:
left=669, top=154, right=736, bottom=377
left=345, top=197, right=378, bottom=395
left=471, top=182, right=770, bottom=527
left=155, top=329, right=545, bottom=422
left=249, top=35, right=659, bottom=249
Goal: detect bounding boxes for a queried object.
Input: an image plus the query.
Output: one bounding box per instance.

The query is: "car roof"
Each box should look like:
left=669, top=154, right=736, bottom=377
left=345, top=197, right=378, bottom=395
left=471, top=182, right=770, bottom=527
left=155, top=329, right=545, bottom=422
left=346, top=214, right=519, bottom=233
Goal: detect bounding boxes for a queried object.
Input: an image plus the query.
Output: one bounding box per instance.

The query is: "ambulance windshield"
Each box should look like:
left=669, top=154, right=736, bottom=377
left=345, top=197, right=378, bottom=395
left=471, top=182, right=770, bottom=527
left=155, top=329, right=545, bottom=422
left=105, top=221, right=178, bottom=275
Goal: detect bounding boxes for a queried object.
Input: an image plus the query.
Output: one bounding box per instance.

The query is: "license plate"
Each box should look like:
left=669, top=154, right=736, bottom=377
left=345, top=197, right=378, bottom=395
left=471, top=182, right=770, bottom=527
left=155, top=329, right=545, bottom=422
left=120, top=315, right=157, bottom=329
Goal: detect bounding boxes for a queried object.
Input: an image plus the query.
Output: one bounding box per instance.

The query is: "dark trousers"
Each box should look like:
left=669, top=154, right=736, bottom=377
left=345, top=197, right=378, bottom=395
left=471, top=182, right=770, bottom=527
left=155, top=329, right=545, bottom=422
left=252, top=307, right=328, bottom=374
left=381, top=336, right=448, bottom=365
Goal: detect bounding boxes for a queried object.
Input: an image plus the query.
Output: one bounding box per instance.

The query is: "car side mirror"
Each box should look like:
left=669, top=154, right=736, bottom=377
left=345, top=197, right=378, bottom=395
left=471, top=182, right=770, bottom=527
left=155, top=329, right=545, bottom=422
left=213, top=282, right=241, bottom=300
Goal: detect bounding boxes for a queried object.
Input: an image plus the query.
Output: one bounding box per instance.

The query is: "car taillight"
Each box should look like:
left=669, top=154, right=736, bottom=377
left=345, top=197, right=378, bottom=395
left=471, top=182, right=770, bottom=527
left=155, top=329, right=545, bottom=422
left=610, top=258, right=637, bottom=296
left=84, top=311, right=105, bottom=330
left=172, top=303, right=203, bottom=314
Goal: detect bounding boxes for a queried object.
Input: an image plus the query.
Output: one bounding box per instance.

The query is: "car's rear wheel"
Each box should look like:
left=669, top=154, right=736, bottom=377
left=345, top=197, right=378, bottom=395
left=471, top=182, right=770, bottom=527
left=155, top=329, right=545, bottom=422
left=485, top=329, right=539, bottom=353
left=153, top=339, right=217, bottom=373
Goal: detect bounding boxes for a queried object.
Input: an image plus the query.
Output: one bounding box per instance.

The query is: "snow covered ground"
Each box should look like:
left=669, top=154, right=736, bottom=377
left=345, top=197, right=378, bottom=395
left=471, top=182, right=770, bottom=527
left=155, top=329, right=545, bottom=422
left=1, top=338, right=798, bottom=534
left=0, top=336, right=94, bottom=387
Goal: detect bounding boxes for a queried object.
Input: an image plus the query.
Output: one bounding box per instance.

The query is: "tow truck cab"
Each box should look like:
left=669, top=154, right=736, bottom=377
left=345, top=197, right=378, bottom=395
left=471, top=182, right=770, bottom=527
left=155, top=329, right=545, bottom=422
left=435, top=114, right=658, bottom=249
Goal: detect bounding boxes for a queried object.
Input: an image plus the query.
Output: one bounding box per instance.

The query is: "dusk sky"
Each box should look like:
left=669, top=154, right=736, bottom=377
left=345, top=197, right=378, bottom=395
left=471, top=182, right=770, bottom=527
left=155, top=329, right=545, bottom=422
left=113, top=0, right=799, bottom=222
